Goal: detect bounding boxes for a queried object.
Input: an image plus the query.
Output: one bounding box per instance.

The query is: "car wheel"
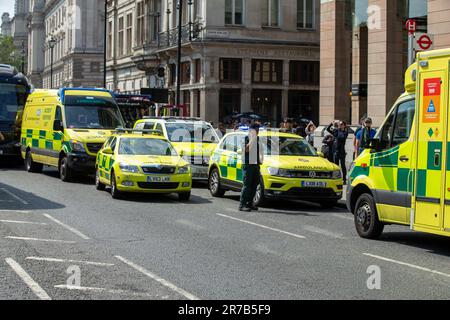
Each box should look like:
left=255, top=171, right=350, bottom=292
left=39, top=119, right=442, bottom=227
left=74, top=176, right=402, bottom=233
left=209, top=168, right=225, bottom=197
left=354, top=193, right=384, bottom=239
left=110, top=172, right=122, bottom=199
left=95, top=167, right=106, bottom=191
left=59, top=156, right=72, bottom=182
left=178, top=192, right=191, bottom=201
left=25, top=150, right=43, bottom=173
left=253, top=178, right=266, bottom=207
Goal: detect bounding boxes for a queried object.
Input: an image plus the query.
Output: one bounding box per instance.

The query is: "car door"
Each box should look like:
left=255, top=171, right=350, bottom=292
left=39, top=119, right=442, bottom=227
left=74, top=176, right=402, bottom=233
left=99, top=136, right=117, bottom=182
left=374, top=98, right=415, bottom=224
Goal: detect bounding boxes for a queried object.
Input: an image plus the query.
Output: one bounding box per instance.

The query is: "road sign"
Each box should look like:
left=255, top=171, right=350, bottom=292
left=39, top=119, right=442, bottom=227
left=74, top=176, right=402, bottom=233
left=406, top=19, right=417, bottom=34
left=415, top=33, right=434, bottom=51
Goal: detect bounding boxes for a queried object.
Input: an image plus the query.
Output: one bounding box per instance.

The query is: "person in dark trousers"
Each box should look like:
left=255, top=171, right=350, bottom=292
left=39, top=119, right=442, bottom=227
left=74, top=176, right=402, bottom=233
left=240, top=123, right=264, bottom=212
left=327, top=121, right=351, bottom=184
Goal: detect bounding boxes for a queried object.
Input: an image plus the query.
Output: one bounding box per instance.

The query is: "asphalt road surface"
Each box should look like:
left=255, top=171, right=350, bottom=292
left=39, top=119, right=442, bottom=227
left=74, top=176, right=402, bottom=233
left=1, top=161, right=450, bottom=300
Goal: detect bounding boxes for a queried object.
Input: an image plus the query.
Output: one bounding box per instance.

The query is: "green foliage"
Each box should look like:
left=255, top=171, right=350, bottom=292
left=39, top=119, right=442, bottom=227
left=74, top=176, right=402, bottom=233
left=0, top=35, right=23, bottom=70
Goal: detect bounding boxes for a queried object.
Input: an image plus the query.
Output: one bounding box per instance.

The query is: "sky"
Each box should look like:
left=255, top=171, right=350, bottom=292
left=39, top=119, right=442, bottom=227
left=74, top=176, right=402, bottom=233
left=0, top=0, right=15, bottom=16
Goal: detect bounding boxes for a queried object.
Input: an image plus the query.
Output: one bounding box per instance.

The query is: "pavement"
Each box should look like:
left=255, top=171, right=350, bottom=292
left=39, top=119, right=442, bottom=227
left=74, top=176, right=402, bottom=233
left=1, top=162, right=450, bottom=300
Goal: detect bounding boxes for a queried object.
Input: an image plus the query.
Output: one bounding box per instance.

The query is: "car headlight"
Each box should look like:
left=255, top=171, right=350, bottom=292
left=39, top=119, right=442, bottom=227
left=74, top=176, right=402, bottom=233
left=70, top=140, right=86, bottom=152
left=332, top=170, right=342, bottom=179
left=267, top=167, right=279, bottom=176
left=268, top=167, right=293, bottom=178
left=178, top=165, right=190, bottom=174
left=119, top=163, right=139, bottom=173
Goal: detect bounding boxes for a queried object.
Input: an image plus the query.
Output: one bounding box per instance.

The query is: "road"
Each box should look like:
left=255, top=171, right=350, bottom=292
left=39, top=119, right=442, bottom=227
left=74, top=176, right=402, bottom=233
left=1, top=162, right=450, bottom=300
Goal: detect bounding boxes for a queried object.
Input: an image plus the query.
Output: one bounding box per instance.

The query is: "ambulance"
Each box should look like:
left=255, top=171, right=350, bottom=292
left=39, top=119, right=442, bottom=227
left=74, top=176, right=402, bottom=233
left=21, top=88, right=125, bottom=181
left=348, top=48, right=450, bottom=239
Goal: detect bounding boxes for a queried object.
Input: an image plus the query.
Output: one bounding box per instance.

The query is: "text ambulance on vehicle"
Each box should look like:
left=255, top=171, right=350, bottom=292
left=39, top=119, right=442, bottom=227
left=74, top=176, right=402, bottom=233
left=133, top=117, right=219, bottom=180
left=21, top=88, right=125, bottom=181
left=348, top=48, right=450, bottom=239
left=208, top=129, right=344, bottom=207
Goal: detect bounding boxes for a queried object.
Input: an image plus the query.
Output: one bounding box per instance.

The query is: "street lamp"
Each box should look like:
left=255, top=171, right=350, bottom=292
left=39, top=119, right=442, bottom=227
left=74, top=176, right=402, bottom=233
left=175, top=0, right=183, bottom=106
left=48, top=36, right=56, bottom=89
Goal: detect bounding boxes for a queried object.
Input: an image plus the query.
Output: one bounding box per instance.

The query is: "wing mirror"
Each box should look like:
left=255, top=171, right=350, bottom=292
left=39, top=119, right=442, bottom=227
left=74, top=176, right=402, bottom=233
left=317, top=151, right=325, bottom=158
left=179, top=150, right=185, bottom=157
left=367, top=138, right=381, bottom=152
left=53, top=120, right=63, bottom=132
left=103, top=147, right=113, bottom=155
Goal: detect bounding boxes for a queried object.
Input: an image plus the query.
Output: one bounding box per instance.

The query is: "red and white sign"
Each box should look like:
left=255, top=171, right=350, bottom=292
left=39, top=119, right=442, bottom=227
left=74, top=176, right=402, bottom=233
left=416, top=34, right=434, bottom=51
left=422, top=78, right=441, bottom=123
left=406, top=19, right=417, bottom=34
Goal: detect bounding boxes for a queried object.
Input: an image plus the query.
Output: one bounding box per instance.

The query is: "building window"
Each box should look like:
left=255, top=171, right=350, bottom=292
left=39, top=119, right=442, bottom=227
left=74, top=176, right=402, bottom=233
left=220, top=58, right=242, bottom=83
left=181, top=61, right=191, bottom=84
left=169, top=64, right=176, bottom=86
left=195, top=59, right=201, bottom=83
left=148, top=0, right=161, bottom=42
left=107, top=21, right=113, bottom=58
left=297, top=0, right=314, bottom=29
left=136, top=1, right=146, bottom=46
left=289, top=61, right=319, bottom=85
left=262, top=0, right=279, bottom=27
left=118, top=16, right=124, bottom=56
left=252, top=60, right=282, bottom=84
left=126, top=13, right=133, bottom=53
left=220, top=89, right=241, bottom=122
left=225, top=0, right=244, bottom=25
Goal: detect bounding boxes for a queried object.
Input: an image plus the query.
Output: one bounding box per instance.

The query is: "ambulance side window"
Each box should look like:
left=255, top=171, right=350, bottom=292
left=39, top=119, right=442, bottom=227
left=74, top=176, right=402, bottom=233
left=143, top=122, right=155, bottom=130
left=110, top=137, right=117, bottom=152
left=379, top=112, right=395, bottom=150
left=392, top=100, right=415, bottom=147
left=224, top=135, right=237, bottom=152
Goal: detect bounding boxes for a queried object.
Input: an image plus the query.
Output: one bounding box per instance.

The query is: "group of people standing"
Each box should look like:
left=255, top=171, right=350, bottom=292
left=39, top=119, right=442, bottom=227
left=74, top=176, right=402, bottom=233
left=322, top=117, right=376, bottom=184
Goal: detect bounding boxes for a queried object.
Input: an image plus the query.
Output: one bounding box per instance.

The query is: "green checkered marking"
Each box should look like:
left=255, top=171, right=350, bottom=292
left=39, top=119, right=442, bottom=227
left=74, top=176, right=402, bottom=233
left=416, top=169, right=427, bottom=197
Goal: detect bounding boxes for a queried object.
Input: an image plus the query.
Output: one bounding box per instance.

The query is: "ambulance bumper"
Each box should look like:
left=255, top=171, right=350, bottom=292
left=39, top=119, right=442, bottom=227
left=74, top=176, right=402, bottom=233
left=67, top=152, right=96, bottom=173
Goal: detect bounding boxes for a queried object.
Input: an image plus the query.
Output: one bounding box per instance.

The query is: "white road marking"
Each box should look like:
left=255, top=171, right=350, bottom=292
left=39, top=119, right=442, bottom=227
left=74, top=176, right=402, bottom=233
left=5, top=258, right=52, bottom=300
left=363, top=253, right=450, bottom=278
left=0, top=219, right=47, bottom=225
left=216, top=213, right=306, bottom=239
left=54, top=285, right=165, bottom=298
left=303, top=225, right=346, bottom=239
left=26, top=257, right=115, bottom=267
left=332, top=213, right=353, bottom=221
left=115, top=255, right=199, bottom=300
left=43, top=214, right=90, bottom=240
left=5, top=236, right=76, bottom=244
left=0, top=210, right=31, bottom=213
left=1, top=188, right=29, bottom=205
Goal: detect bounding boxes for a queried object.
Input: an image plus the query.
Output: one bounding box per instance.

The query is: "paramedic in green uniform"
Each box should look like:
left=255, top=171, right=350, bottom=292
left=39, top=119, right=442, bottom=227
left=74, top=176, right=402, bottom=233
left=240, top=122, right=264, bottom=212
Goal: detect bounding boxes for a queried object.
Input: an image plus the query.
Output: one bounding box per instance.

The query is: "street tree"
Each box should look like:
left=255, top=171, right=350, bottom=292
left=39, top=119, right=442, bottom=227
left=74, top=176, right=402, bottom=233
left=0, top=36, right=23, bottom=70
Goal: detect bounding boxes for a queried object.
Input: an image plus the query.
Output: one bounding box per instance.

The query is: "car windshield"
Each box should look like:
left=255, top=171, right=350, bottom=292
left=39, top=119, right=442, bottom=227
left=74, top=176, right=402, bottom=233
left=165, top=123, right=218, bottom=143
left=118, top=138, right=177, bottom=156
left=64, top=96, right=124, bottom=129
left=0, top=83, right=27, bottom=124
left=265, top=136, right=318, bottom=156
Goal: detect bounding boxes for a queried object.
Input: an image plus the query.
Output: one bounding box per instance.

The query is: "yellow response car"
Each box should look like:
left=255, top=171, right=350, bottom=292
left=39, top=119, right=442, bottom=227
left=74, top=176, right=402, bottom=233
left=134, top=117, right=219, bottom=180
left=95, top=129, right=192, bottom=200
left=208, top=130, right=344, bottom=207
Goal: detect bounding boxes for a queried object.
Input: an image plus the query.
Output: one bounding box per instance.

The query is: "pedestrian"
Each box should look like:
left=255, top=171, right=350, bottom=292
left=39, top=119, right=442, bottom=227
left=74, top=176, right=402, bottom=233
left=355, top=117, right=377, bottom=157
left=353, top=117, right=365, bottom=159
left=321, top=134, right=334, bottom=162
left=239, top=122, right=264, bottom=212
left=305, top=121, right=317, bottom=146
left=216, top=122, right=227, bottom=138
left=327, top=120, right=350, bottom=184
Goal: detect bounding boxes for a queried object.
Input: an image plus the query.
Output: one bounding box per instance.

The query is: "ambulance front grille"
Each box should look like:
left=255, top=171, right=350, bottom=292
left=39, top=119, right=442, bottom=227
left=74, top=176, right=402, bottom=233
left=141, top=166, right=176, bottom=174
left=86, top=143, right=104, bottom=154
left=286, top=171, right=333, bottom=179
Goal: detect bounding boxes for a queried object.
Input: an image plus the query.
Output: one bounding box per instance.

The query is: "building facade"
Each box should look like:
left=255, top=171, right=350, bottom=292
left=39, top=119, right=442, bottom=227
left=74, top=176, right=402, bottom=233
left=26, top=0, right=105, bottom=88
left=107, top=0, right=321, bottom=125
left=1, top=13, right=12, bottom=36
left=321, top=0, right=450, bottom=126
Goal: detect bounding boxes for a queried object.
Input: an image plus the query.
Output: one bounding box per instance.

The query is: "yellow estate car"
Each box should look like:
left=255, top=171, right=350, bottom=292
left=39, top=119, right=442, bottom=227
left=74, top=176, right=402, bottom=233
left=208, top=130, right=344, bottom=208
left=95, top=129, right=192, bottom=200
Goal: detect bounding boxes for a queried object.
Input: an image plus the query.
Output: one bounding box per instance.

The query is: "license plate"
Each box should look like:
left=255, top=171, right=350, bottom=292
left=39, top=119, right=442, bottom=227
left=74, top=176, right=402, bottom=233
left=301, top=181, right=326, bottom=188
left=147, top=176, right=171, bottom=182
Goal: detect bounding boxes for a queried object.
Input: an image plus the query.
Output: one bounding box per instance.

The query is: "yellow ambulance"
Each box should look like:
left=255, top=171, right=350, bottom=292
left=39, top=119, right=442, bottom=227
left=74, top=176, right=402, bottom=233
left=348, top=48, right=450, bottom=239
left=21, top=88, right=125, bottom=181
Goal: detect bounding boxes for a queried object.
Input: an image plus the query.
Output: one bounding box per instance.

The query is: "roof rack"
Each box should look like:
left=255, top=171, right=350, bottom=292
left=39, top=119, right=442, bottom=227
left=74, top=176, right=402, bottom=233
left=114, top=128, right=163, bottom=136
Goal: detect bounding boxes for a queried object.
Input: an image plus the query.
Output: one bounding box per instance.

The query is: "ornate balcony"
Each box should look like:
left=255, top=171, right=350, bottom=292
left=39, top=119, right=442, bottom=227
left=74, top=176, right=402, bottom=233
left=158, top=22, right=202, bottom=49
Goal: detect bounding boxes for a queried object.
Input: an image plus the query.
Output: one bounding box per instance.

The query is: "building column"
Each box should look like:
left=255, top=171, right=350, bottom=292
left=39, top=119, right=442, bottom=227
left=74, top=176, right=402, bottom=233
left=282, top=89, right=289, bottom=120
left=204, top=88, right=219, bottom=123
left=241, top=87, right=252, bottom=113
left=351, top=26, right=368, bottom=124
left=428, top=0, right=450, bottom=49
left=367, top=0, right=404, bottom=126
left=319, top=0, right=352, bottom=125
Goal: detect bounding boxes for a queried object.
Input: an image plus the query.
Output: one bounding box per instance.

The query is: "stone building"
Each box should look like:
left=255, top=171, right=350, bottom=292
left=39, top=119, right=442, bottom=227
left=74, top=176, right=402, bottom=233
left=107, top=0, right=321, bottom=125
left=321, top=0, right=450, bottom=126
left=26, top=0, right=105, bottom=88
left=11, top=0, right=29, bottom=73
left=1, top=13, right=12, bottom=36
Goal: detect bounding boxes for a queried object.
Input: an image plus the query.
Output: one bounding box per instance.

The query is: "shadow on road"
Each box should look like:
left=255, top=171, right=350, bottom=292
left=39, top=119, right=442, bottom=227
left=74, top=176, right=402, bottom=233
left=378, top=231, right=450, bottom=258
left=103, top=190, right=213, bottom=205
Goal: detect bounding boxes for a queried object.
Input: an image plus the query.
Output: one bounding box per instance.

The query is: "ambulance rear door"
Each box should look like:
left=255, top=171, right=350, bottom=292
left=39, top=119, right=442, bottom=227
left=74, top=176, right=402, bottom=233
left=414, top=65, right=448, bottom=230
